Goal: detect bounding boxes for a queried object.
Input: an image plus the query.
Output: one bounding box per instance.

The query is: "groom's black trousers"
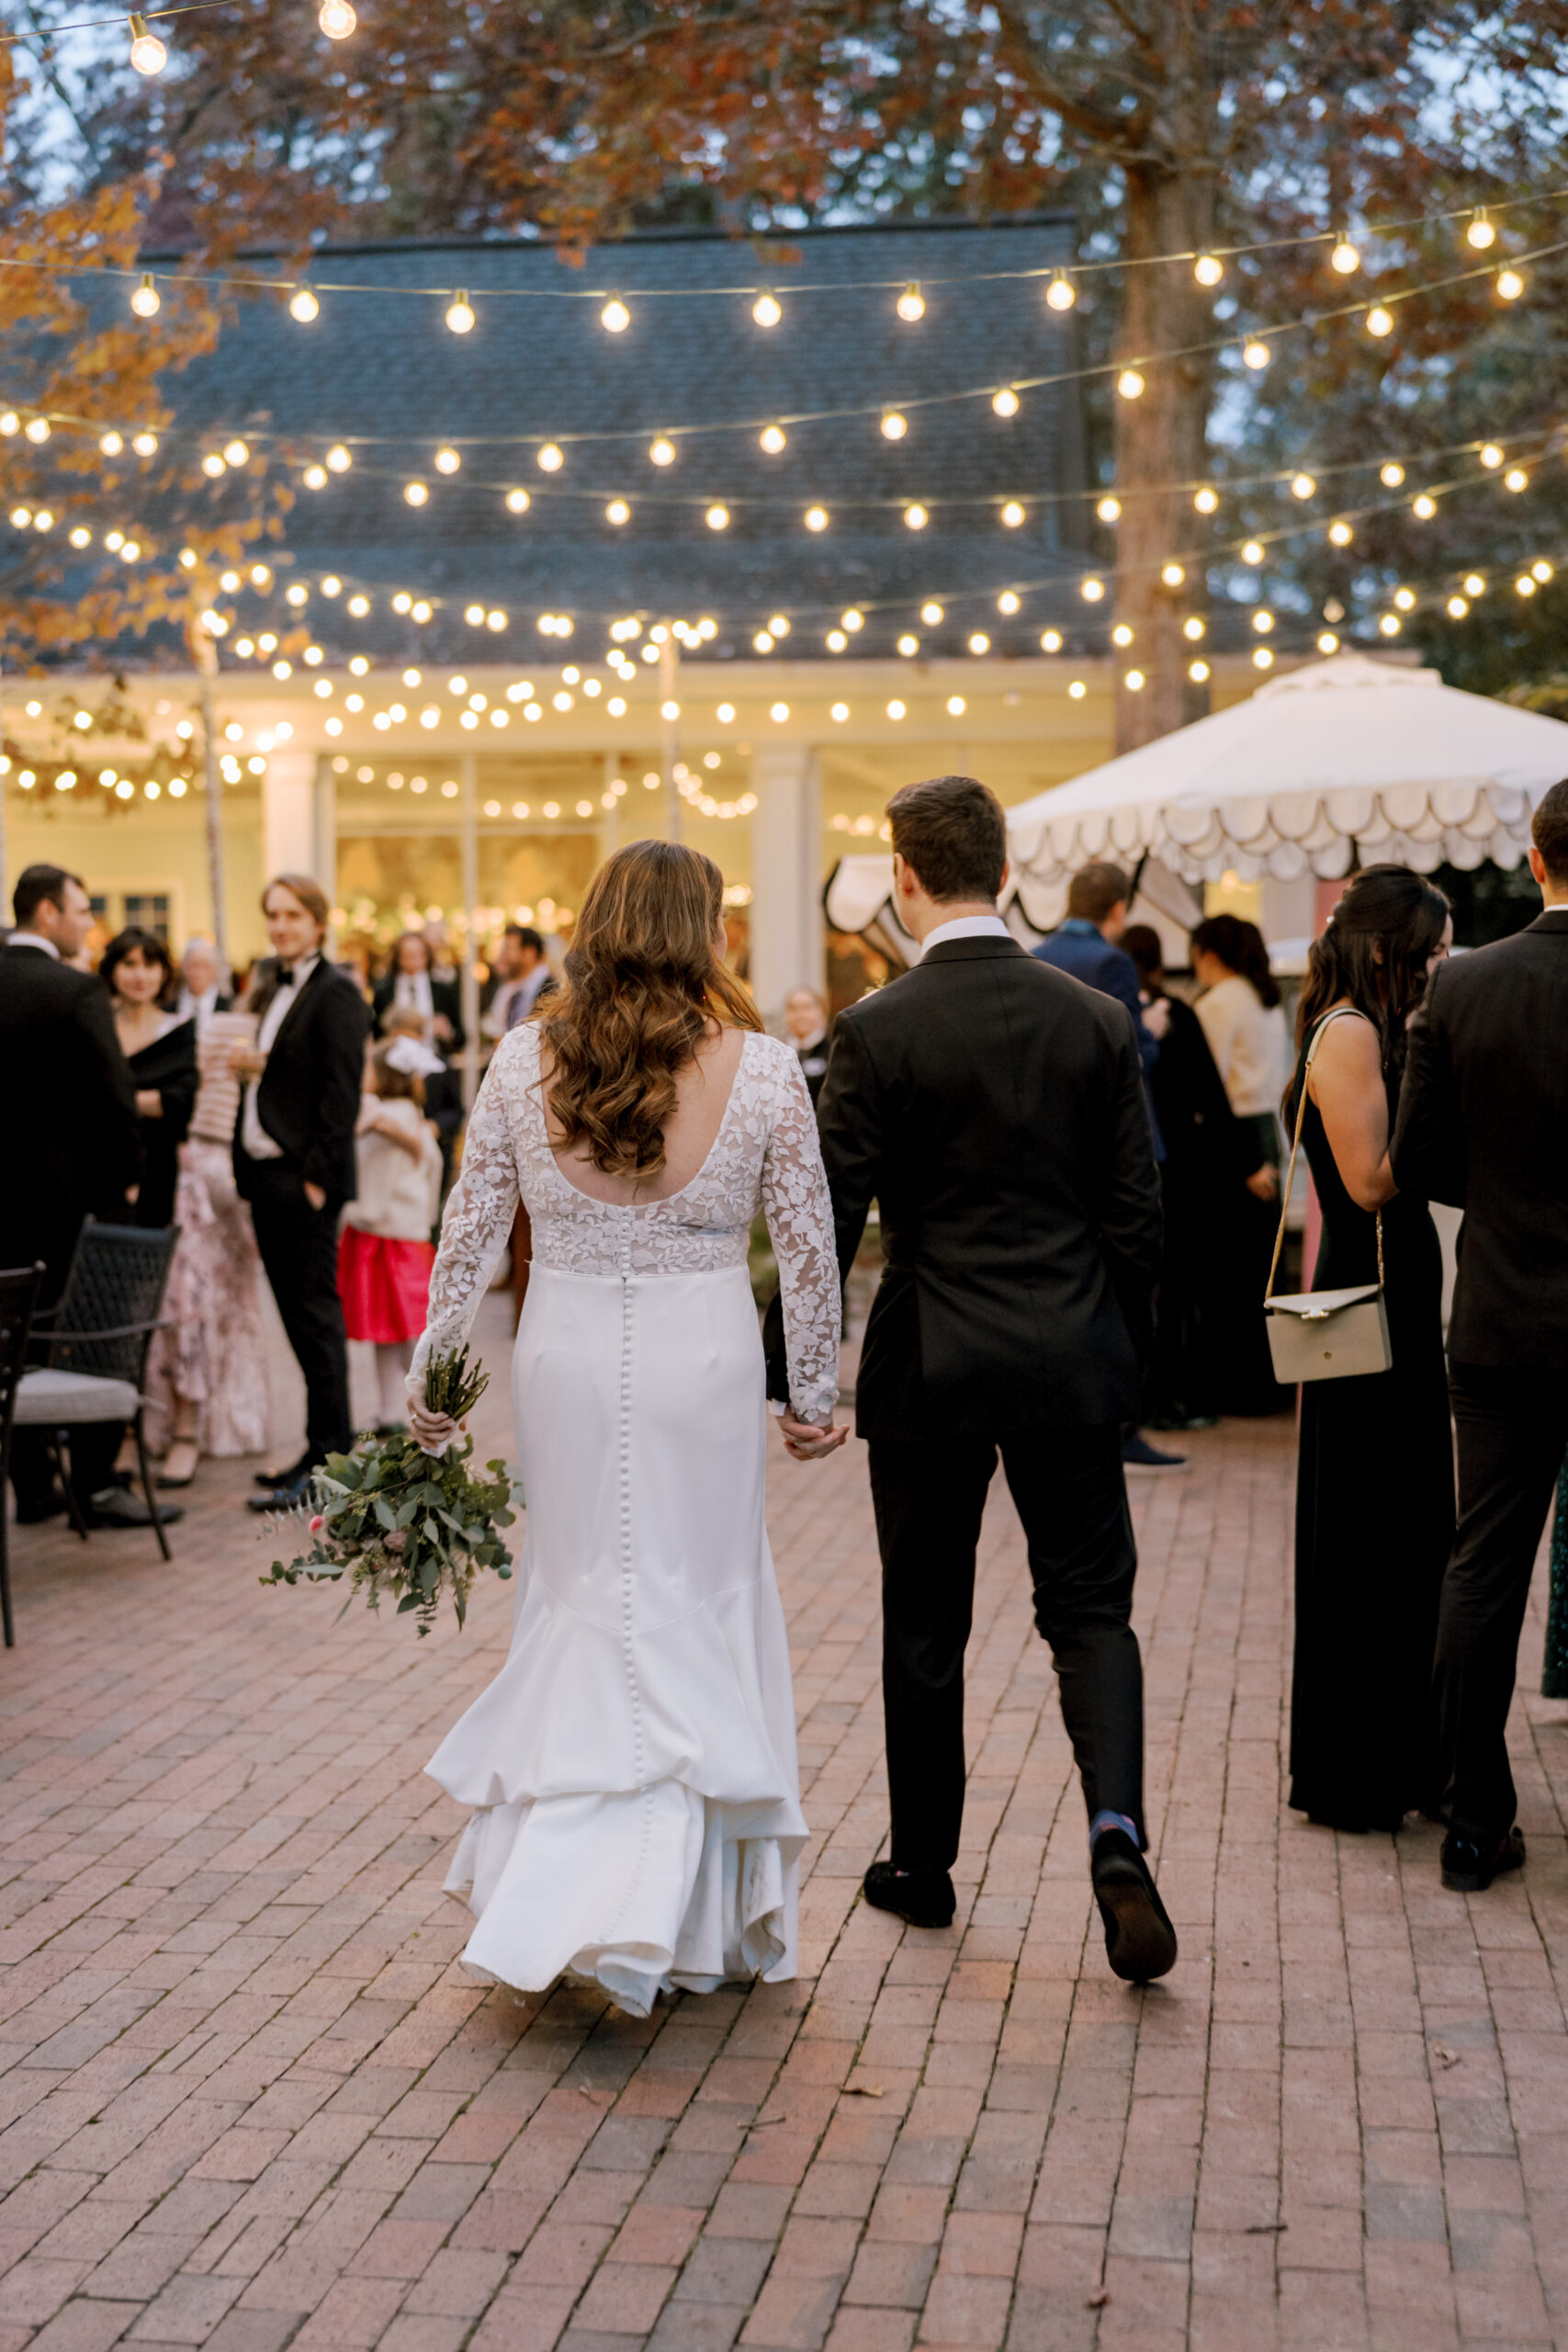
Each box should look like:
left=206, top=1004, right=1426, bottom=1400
left=867, top=1425, right=1143, bottom=1872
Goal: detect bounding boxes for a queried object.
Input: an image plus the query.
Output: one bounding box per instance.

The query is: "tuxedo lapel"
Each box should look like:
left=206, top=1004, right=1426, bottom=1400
left=269, top=957, right=327, bottom=1053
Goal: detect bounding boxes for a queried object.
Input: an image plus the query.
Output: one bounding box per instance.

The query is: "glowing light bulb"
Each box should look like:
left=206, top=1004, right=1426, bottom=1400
left=897, top=283, right=926, bottom=322
left=506, top=488, right=530, bottom=513
left=1253, top=607, right=1275, bottom=632
left=904, top=504, right=928, bottom=530
left=434, top=446, right=461, bottom=473
left=1318, top=631, right=1340, bottom=654
left=1464, top=574, right=1485, bottom=596
left=1534, top=559, right=1553, bottom=582
left=445, top=290, right=475, bottom=334
left=1381, top=612, right=1403, bottom=632
left=202, top=451, right=226, bottom=478
left=992, top=387, right=1020, bottom=417
left=887, top=699, right=907, bottom=720
left=998, top=590, right=1021, bottom=615
left=1117, top=368, right=1145, bottom=401
left=319, top=0, right=355, bottom=34
left=1506, top=466, right=1529, bottom=492
left=326, top=444, right=350, bottom=471
left=1366, top=305, right=1394, bottom=337
left=537, top=444, right=563, bottom=471
left=1330, top=234, right=1360, bottom=274
left=881, top=410, right=908, bottom=440
left=1480, top=443, right=1504, bottom=468
left=130, top=273, right=160, bottom=318
left=302, top=463, right=327, bottom=489
left=1068, top=680, right=1087, bottom=699
left=1189, top=659, right=1211, bottom=682
left=129, top=14, right=166, bottom=74
left=1124, top=668, right=1145, bottom=690
left=1329, top=519, right=1354, bottom=546
left=1496, top=267, right=1525, bottom=300
left=1447, top=595, right=1469, bottom=618
left=968, top=633, right=990, bottom=655
left=1243, top=338, right=1270, bottom=370
left=752, top=291, right=783, bottom=327
left=843, top=608, right=863, bottom=631
left=920, top=601, right=943, bottom=626
left=1241, top=539, right=1264, bottom=564
left=1195, top=253, right=1224, bottom=287
left=760, top=424, right=786, bottom=454
left=1381, top=461, right=1404, bottom=486
left=1111, top=623, right=1134, bottom=648
left=649, top=436, right=676, bottom=466
left=1413, top=493, right=1438, bottom=519
left=1040, top=629, right=1062, bottom=652
left=1097, top=495, right=1122, bottom=523
left=1000, top=501, right=1026, bottom=528
left=1045, top=271, right=1076, bottom=311
left=705, top=504, right=729, bottom=530
left=1081, top=577, right=1105, bottom=603
left=1291, top=472, right=1315, bottom=499
left=289, top=286, right=320, bottom=322
left=1182, top=616, right=1206, bottom=641
left=1517, top=573, right=1538, bottom=597
left=99, top=429, right=122, bottom=455
left=27, top=419, right=51, bottom=443
left=1466, top=209, right=1495, bottom=250
left=404, top=481, right=428, bottom=505
left=1161, top=561, right=1185, bottom=588
left=600, top=296, right=630, bottom=334
left=804, top=505, right=829, bottom=531
left=1194, top=486, right=1219, bottom=514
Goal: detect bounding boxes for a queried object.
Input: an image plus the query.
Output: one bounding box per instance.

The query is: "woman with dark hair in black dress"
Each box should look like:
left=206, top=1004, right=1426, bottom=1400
left=1286, top=865, right=1455, bottom=1832
left=104, top=928, right=197, bottom=1229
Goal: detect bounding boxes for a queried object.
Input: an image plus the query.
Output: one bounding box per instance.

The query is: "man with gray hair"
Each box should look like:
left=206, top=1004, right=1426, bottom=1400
left=175, top=937, right=231, bottom=1028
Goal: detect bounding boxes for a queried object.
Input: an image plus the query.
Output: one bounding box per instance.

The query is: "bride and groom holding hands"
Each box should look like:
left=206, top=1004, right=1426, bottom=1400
left=410, top=772, right=1176, bottom=2015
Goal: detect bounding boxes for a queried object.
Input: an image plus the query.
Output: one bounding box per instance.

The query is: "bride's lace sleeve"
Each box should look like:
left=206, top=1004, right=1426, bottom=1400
left=409, top=1039, right=520, bottom=1388
left=759, top=1045, right=840, bottom=1424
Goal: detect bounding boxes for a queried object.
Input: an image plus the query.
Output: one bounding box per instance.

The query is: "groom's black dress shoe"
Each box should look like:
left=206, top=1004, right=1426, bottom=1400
left=862, top=1861, right=956, bottom=1930
left=254, top=1453, right=310, bottom=1490
left=1440, top=1825, right=1525, bottom=1893
left=1091, top=1830, right=1178, bottom=1982
left=246, top=1476, right=310, bottom=1515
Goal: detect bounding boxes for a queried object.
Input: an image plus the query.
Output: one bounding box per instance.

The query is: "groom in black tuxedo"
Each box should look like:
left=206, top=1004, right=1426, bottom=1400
left=769, top=775, right=1172, bottom=1978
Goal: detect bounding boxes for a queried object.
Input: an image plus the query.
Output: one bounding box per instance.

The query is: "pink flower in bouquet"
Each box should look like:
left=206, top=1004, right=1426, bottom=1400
left=309, top=1514, right=324, bottom=1533
left=386, top=1529, right=407, bottom=1553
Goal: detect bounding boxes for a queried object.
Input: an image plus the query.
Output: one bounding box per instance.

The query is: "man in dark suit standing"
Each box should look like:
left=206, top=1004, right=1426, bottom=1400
left=769, top=775, right=1172, bottom=1979
left=0, top=863, right=147, bottom=1523
left=1393, top=778, right=1568, bottom=1893
left=236, top=874, right=369, bottom=1510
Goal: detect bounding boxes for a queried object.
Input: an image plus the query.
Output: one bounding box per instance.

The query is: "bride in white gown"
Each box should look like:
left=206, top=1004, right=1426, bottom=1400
left=409, top=841, right=846, bottom=2017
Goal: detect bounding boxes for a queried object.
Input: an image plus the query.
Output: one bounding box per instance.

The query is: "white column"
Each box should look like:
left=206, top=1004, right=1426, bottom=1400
left=261, top=748, right=317, bottom=879
left=749, top=744, right=823, bottom=1023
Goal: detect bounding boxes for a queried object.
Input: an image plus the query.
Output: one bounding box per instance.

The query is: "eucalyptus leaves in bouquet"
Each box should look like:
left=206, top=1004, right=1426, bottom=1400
left=263, top=1350, right=516, bottom=1634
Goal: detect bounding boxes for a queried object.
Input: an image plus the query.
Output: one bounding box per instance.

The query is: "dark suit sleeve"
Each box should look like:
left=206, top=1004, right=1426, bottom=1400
left=370, top=978, right=391, bottom=1032
left=76, top=980, right=143, bottom=1207
left=1392, top=967, right=1464, bottom=1207
left=763, top=1014, right=880, bottom=1401
left=438, top=979, right=466, bottom=1056
left=1098, top=1012, right=1165, bottom=1366
left=304, top=982, right=371, bottom=1197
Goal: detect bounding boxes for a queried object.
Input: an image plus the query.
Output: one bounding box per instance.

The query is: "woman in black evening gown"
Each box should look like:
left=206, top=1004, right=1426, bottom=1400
left=104, top=929, right=197, bottom=1229
left=1287, top=865, right=1456, bottom=1833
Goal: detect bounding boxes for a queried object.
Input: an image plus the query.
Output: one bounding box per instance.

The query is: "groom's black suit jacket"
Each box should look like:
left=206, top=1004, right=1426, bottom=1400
left=233, top=956, right=369, bottom=1203
left=767, top=933, right=1162, bottom=1438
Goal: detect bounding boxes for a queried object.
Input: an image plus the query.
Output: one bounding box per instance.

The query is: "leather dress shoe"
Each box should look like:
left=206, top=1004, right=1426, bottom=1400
left=1440, top=1825, right=1525, bottom=1893
left=246, top=1476, right=310, bottom=1515
left=86, top=1486, right=183, bottom=1530
left=862, top=1860, right=956, bottom=1930
left=1091, top=1828, right=1179, bottom=1982
left=254, top=1454, right=310, bottom=1490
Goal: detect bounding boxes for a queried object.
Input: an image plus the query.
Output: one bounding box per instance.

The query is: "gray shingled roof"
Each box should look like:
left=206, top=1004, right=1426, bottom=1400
left=152, top=217, right=1088, bottom=667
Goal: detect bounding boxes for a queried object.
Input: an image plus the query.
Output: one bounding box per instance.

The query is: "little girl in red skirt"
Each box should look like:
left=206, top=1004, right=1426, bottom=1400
left=339, top=1042, right=445, bottom=1433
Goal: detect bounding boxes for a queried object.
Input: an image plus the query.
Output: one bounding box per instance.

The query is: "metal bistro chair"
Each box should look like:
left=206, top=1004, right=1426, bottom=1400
left=0, top=1262, right=46, bottom=1648
left=13, top=1221, right=180, bottom=1566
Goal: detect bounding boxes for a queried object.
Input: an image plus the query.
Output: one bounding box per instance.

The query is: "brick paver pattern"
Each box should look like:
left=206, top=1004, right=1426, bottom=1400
left=5, top=1332, right=1566, bottom=2352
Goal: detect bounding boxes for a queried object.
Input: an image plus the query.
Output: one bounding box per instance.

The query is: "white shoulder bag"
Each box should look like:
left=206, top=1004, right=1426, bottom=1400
left=1263, top=1010, right=1393, bottom=1384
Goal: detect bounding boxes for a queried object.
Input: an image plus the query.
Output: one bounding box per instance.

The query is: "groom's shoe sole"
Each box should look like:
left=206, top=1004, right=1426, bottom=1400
left=1440, top=1825, right=1525, bottom=1893
left=1092, top=1832, right=1178, bottom=1982
left=862, top=1861, right=956, bottom=1931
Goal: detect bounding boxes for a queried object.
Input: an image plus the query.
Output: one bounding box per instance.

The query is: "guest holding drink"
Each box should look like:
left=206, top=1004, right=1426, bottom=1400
left=1285, top=865, right=1454, bottom=1833
left=105, top=928, right=198, bottom=1231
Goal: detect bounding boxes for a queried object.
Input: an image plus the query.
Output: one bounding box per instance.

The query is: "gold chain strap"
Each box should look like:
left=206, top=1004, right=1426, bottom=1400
left=1264, top=1009, right=1383, bottom=1305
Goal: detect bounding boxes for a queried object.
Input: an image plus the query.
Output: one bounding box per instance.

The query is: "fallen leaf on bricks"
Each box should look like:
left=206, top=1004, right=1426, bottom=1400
left=844, top=2084, right=886, bottom=2098
left=1431, top=2043, right=1461, bottom=2069
left=1087, top=2288, right=1111, bottom=2308
left=749, top=2113, right=789, bottom=2129
left=1244, top=2222, right=1288, bottom=2233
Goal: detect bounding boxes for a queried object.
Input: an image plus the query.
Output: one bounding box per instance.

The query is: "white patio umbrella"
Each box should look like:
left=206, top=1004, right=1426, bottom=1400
left=1008, top=651, right=1568, bottom=889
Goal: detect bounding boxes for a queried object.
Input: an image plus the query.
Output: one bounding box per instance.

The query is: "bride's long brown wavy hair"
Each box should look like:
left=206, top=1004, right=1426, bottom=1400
left=537, top=839, right=761, bottom=1179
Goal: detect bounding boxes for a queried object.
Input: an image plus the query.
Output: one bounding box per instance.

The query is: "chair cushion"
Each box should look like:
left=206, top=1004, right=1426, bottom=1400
left=13, top=1368, right=141, bottom=1425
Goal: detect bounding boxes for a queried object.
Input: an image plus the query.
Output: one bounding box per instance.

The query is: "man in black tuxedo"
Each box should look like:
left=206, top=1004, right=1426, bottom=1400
left=0, top=863, right=151, bottom=1524
left=1393, top=778, right=1568, bottom=1893
left=235, top=874, right=369, bottom=1510
left=768, top=775, right=1172, bottom=1979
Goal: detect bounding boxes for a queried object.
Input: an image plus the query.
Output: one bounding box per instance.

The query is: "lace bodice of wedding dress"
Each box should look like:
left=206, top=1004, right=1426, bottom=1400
left=414, top=1022, right=840, bottom=1420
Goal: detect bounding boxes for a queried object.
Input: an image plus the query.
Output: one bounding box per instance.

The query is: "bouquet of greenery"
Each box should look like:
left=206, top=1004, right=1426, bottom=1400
left=262, top=1349, right=517, bottom=1634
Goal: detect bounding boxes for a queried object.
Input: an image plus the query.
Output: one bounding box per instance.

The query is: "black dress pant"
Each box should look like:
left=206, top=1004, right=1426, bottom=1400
left=867, top=1424, right=1143, bottom=1872
left=1435, top=1364, right=1568, bottom=1840
left=246, top=1159, right=353, bottom=1467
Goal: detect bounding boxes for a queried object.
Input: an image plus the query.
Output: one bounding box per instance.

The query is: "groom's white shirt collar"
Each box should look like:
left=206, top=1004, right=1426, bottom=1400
left=919, top=913, right=1011, bottom=955
left=7, top=930, right=60, bottom=958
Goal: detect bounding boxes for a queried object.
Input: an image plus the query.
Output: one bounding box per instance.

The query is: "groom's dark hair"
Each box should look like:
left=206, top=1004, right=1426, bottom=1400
left=886, top=775, right=1007, bottom=903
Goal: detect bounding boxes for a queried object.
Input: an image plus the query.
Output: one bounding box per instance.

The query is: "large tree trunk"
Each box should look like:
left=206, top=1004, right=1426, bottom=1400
left=1113, top=147, right=1216, bottom=752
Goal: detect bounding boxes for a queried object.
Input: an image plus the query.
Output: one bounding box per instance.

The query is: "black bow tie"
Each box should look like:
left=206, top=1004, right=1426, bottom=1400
left=276, top=964, right=296, bottom=986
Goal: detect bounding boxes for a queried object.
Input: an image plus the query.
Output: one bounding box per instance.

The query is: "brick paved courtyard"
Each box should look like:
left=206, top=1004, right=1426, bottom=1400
left=6, top=1296, right=1568, bottom=2352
